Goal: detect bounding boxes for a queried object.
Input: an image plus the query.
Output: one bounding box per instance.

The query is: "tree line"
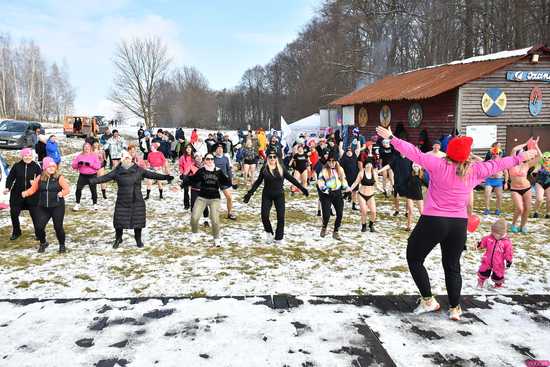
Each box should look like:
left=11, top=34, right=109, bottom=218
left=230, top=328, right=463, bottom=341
left=112, top=0, right=550, bottom=129
left=0, top=33, right=75, bottom=123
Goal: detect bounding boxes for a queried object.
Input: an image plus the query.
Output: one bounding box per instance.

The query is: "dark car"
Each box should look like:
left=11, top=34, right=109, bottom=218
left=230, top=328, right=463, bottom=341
left=0, top=120, right=42, bottom=149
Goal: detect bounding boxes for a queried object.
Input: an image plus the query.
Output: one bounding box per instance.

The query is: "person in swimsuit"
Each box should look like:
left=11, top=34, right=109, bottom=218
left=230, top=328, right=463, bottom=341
left=508, top=141, right=541, bottom=233
left=349, top=157, right=378, bottom=232
left=483, top=147, right=508, bottom=215
left=242, top=139, right=259, bottom=188
left=533, top=151, right=550, bottom=219
left=290, top=144, right=309, bottom=194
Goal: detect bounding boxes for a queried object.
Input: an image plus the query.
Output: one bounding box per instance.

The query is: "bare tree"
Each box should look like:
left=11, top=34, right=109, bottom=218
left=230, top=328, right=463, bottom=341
left=110, top=37, right=171, bottom=128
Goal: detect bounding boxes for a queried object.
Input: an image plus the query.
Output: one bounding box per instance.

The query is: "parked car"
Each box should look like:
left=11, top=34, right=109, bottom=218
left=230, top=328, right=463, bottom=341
left=0, top=120, right=42, bottom=149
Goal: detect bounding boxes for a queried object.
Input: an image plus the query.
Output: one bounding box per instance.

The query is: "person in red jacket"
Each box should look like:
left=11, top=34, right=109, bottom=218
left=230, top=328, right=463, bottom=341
left=178, top=144, right=195, bottom=209
left=145, top=142, right=168, bottom=200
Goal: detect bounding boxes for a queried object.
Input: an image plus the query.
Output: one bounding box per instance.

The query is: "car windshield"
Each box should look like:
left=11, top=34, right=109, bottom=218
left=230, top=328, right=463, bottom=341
left=0, top=121, right=26, bottom=132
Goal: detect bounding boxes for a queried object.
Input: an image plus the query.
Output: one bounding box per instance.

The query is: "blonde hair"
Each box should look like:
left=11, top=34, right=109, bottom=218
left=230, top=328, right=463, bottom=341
left=41, top=167, right=60, bottom=181
left=445, top=157, right=472, bottom=177
left=265, top=157, right=283, bottom=177
left=491, top=219, right=507, bottom=236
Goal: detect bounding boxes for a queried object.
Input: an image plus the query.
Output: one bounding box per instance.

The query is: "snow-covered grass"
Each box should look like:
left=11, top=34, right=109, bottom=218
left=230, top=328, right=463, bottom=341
left=0, top=137, right=549, bottom=299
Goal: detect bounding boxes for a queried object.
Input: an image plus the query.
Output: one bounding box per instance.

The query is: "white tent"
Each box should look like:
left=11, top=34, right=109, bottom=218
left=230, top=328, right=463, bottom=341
left=281, top=113, right=322, bottom=146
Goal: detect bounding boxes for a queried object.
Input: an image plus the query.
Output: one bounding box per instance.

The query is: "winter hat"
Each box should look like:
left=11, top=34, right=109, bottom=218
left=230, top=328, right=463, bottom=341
left=144, top=131, right=151, bottom=137
left=42, top=157, right=56, bottom=170
left=20, top=148, right=33, bottom=157
left=433, top=140, right=442, bottom=146
left=446, top=136, right=473, bottom=163
left=352, top=127, right=360, bottom=135
left=328, top=150, right=339, bottom=161
left=382, top=139, right=391, bottom=146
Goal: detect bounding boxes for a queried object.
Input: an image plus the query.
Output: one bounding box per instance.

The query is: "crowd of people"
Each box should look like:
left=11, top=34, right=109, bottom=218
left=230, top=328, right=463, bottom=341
left=2, top=123, right=547, bottom=321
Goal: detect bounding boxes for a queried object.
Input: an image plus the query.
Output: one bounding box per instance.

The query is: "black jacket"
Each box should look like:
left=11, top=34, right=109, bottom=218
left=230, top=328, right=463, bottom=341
left=339, top=154, right=359, bottom=185
left=6, top=160, right=42, bottom=207
left=35, top=141, right=47, bottom=162
left=248, top=165, right=305, bottom=197
left=187, top=167, right=231, bottom=199
left=91, top=164, right=171, bottom=229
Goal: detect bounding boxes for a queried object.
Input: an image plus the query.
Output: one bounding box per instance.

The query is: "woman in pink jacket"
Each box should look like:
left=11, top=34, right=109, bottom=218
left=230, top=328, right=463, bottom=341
left=71, top=142, right=101, bottom=211
left=477, top=219, right=513, bottom=288
left=178, top=144, right=194, bottom=210
left=376, top=126, right=537, bottom=321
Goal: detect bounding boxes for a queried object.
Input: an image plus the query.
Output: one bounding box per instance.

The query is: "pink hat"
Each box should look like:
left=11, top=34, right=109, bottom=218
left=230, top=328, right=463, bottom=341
left=20, top=148, right=33, bottom=157
left=42, top=157, right=56, bottom=170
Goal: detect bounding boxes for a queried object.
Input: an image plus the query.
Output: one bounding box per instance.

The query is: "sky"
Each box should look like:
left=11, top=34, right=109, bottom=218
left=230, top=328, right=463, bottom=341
left=0, top=0, right=321, bottom=116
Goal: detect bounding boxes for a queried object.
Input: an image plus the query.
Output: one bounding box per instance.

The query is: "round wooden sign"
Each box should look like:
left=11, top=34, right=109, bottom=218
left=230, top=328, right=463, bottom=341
left=379, top=105, right=391, bottom=127
left=481, top=88, right=507, bottom=117
left=408, top=103, right=422, bottom=128
left=358, top=107, right=368, bottom=127
left=529, top=87, right=543, bottom=116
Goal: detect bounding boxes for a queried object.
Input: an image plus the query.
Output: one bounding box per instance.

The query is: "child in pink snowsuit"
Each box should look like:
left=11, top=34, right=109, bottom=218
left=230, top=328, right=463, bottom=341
left=477, top=219, right=513, bottom=288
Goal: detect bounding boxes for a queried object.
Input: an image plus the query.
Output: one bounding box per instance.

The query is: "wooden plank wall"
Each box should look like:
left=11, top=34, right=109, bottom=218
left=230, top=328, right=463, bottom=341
left=459, top=55, right=550, bottom=152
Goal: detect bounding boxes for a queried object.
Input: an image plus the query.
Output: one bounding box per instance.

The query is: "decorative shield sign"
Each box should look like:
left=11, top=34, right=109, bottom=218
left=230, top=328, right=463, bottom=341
left=408, top=103, right=422, bottom=127
left=529, top=87, right=543, bottom=116
left=481, top=88, right=507, bottom=117
left=379, top=105, right=391, bottom=127
left=358, top=107, right=368, bottom=127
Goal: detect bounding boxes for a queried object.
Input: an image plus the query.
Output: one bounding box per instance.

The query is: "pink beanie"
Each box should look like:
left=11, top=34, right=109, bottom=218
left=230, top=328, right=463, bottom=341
left=42, top=157, right=56, bottom=170
left=20, top=148, right=32, bottom=157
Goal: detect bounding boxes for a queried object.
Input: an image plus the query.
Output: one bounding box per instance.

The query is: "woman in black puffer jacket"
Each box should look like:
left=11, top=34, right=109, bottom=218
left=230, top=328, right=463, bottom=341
left=90, top=151, right=173, bottom=248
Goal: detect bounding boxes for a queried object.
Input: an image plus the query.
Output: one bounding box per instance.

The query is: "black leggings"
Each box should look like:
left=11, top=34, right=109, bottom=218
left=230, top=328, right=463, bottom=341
left=115, top=228, right=142, bottom=244
left=320, top=190, right=344, bottom=231
left=36, top=205, right=65, bottom=245
left=191, top=190, right=209, bottom=218
left=76, top=173, right=98, bottom=204
left=261, top=193, right=285, bottom=240
left=10, top=204, right=39, bottom=237
left=182, top=184, right=190, bottom=207
left=406, top=215, right=467, bottom=307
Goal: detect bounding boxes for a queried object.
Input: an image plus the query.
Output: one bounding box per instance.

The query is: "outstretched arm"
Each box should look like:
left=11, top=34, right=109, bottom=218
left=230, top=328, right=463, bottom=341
left=90, top=168, right=118, bottom=185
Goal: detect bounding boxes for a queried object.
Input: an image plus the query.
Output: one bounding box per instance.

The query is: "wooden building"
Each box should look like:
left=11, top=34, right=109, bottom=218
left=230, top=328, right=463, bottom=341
left=330, top=45, right=550, bottom=153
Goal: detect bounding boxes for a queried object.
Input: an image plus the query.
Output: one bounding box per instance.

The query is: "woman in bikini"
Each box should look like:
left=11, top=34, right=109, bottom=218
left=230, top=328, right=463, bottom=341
left=349, top=157, right=378, bottom=232
left=509, top=141, right=541, bottom=233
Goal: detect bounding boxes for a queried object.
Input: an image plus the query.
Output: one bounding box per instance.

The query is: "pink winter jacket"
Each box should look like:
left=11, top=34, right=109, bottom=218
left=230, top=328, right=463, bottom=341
left=72, top=153, right=101, bottom=175
left=147, top=151, right=166, bottom=169
left=179, top=155, right=194, bottom=175
left=391, top=137, right=525, bottom=218
left=477, top=234, right=513, bottom=277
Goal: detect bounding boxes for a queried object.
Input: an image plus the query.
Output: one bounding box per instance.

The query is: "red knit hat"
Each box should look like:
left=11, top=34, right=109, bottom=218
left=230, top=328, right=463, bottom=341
left=447, top=136, right=473, bottom=162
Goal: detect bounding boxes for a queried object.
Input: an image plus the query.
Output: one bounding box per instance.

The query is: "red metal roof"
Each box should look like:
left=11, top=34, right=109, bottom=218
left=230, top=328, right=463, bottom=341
left=330, top=54, right=528, bottom=106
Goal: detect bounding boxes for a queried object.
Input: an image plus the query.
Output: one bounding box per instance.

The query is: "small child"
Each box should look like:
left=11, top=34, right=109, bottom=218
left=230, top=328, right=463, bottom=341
left=477, top=219, right=513, bottom=288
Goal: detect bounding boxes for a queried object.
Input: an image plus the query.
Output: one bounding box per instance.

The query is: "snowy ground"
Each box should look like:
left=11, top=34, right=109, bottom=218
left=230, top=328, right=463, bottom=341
left=1, top=295, right=549, bottom=367
left=0, top=136, right=549, bottom=299
left=0, top=135, right=549, bottom=366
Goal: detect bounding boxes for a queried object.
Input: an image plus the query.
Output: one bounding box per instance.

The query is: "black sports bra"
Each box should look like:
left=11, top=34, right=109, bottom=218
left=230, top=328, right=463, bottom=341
left=361, top=173, right=375, bottom=186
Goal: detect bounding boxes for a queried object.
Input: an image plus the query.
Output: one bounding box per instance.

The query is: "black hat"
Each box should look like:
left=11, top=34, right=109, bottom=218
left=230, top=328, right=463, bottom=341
left=215, top=143, right=224, bottom=149
left=265, top=148, right=277, bottom=156
left=328, top=150, right=339, bottom=161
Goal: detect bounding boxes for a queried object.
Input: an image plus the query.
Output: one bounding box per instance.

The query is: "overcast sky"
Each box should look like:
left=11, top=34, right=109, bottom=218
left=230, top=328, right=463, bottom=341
left=1, top=0, right=321, bottom=116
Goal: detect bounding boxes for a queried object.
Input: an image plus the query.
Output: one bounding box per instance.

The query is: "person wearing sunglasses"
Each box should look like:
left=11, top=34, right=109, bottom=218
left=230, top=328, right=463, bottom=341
left=317, top=151, right=349, bottom=240
left=187, top=153, right=232, bottom=244
left=243, top=149, right=308, bottom=244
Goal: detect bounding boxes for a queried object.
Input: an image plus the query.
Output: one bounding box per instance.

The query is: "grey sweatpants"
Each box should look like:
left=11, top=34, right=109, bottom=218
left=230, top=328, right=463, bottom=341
left=191, top=196, right=220, bottom=238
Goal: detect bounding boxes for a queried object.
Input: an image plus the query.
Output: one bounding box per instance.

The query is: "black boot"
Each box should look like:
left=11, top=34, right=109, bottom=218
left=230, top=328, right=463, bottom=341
left=369, top=221, right=375, bottom=232
left=38, top=242, right=48, bottom=253
left=102, top=189, right=107, bottom=199
left=113, top=238, right=123, bottom=249
left=361, top=223, right=367, bottom=232
left=59, top=244, right=66, bottom=253
left=10, top=232, right=22, bottom=241
left=316, top=209, right=321, bottom=217
left=159, top=189, right=163, bottom=200
left=136, top=241, right=144, bottom=248
left=352, top=203, right=358, bottom=211
left=145, top=189, right=151, bottom=200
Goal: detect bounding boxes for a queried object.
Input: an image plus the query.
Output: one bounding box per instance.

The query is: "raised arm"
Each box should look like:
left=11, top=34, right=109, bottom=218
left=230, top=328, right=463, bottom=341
left=143, top=169, right=172, bottom=181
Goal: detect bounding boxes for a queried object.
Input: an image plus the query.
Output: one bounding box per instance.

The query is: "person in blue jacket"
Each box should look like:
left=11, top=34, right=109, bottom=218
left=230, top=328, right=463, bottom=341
left=46, top=135, right=61, bottom=165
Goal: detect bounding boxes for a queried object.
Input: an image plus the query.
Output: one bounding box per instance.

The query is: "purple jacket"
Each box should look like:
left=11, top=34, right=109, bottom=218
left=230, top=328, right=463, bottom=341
left=478, top=234, right=513, bottom=278
left=72, top=153, right=101, bottom=175
left=391, top=137, right=524, bottom=218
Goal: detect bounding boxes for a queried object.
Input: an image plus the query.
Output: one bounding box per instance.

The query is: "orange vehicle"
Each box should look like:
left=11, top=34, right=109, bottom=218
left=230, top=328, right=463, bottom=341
left=63, top=115, right=103, bottom=138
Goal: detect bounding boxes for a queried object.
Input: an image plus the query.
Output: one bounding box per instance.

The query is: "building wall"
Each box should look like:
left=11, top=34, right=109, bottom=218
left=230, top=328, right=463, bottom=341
left=354, top=90, right=457, bottom=145
left=458, top=55, right=550, bottom=152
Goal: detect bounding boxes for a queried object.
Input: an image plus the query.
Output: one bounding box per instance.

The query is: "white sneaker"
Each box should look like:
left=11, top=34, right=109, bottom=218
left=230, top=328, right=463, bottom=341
left=73, top=204, right=80, bottom=211
left=213, top=238, right=222, bottom=247
left=264, top=232, right=273, bottom=244
left=449, top=305, right=462, bottom=321
left=274, top=239, right=285, bottom=246
left=92, top=204, right=99, bottom=211
left=413, top=296, right=441, bottom=315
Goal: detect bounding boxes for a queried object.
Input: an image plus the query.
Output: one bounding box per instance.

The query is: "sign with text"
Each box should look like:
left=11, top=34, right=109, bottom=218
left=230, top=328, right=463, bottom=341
left=506, top=71, right=550, bottom=82
left=466, top=125, right=497, bottom=149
